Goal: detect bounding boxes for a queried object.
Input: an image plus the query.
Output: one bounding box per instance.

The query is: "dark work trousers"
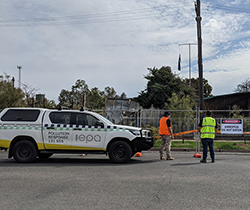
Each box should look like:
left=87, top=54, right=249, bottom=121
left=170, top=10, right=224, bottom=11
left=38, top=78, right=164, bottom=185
left=201, top=138, right=215, bottom=160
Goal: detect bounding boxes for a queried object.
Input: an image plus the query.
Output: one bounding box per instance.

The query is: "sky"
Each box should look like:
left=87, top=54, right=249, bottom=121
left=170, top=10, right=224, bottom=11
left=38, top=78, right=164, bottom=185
left=1, top=0, right=250, bottom=103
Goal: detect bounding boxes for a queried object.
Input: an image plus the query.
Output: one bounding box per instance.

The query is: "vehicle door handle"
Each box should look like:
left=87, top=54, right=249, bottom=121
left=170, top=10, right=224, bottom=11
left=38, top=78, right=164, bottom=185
left=46, top=127, right=54, bottom=130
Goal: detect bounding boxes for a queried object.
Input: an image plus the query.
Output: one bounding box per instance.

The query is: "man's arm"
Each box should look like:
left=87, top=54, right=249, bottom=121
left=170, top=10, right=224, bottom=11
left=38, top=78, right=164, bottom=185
left=197, top=119, right=202, bottom=133
left=169, top=127, right=174, bottom=139
left=215, top=120, right=218, bottom=134
left=215, top=121, right=218, bottom=137
left=167, top=119, right=174, bottom=139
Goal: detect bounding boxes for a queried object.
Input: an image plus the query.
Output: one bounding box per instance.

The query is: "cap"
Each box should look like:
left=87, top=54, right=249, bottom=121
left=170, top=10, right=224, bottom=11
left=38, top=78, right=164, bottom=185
left=163, top=111, right=171, bottom=116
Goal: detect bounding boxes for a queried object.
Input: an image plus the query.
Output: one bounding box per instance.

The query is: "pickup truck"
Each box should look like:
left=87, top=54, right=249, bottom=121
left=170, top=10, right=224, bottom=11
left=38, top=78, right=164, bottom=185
left=0, top=108, right=154, bottom=163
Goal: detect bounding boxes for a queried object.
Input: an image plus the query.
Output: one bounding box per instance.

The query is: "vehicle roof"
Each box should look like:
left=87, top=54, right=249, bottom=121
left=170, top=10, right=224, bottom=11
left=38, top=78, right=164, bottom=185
left=3, top=107, right=48, bottom=111
left=3, top=107, right=95, bottom=112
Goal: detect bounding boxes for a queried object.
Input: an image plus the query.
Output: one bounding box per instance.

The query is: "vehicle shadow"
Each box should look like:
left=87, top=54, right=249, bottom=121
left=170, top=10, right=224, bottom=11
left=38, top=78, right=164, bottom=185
left=0, top=155, right=158, bottom=167
left=170, top=162, right=201, bottom=166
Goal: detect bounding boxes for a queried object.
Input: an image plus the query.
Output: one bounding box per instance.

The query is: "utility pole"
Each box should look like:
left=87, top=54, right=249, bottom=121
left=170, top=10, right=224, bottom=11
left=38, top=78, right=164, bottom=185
left=11, top=77, right=15, bottom=87
left=83, top=93, right=87, bottom=110
left=179, top=43, right=197, bottom=86
left=17, top=65, right=22, bottom=89
left=195, top=0, right=204, bottom=111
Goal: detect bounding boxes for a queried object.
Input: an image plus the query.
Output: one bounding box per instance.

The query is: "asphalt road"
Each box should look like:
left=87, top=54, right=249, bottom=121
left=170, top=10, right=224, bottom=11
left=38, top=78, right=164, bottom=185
left=0, top=150, right=250, bottom=210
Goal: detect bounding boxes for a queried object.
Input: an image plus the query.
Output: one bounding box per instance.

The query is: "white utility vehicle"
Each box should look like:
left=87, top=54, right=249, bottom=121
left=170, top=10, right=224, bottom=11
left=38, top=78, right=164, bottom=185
left=0, top=108, right=154, bottom=163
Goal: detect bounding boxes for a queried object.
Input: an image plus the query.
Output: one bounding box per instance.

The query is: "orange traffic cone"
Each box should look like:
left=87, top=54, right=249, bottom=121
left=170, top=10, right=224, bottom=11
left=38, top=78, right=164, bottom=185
left=135, top=152, right=142, bottom=157
left=194, top=133, right=202, bottom=158
left=193, top=153, right=202, bottom=158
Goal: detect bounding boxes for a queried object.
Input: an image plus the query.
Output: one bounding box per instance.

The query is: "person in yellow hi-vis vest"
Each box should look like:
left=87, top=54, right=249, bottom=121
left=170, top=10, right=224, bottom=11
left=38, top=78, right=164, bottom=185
left=198, top=110, right=218, bottom=163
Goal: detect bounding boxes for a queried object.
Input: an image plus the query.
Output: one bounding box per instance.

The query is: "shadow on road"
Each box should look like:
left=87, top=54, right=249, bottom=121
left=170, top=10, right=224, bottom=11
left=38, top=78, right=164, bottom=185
left=170, top=162, right=201, bottom=166
left=0, top=155, right=158, bottom=167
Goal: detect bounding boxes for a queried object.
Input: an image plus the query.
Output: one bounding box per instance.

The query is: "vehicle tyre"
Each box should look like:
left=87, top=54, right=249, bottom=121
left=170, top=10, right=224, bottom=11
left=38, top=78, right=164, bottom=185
left=37, top=153, right=53, bottom=159
left=13, top=140, right=37, bottom=163
left=108, top=141, right=132, bottom=163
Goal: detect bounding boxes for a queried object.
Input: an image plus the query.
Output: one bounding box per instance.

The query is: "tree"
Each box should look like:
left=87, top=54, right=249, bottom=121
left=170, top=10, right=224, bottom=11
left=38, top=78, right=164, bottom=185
left=135, top=66, right=193, bottom=109
left=44, top=99, right=57, bottom=109
left=183, top=78, right=213, bottom=98
left=58, top=81, right=121, bottom=110
left=103, top=86, right=118, bottom=98
left=22, top=82, right=39, bottom=107
left=0, top=80, right=26, bottom=109
left=120, top=92, right=127, bottom=99
left=234, top=78, right=250, bottom=93
left=87, top=87, right=105, bottom=110
left=167, top=93, right=195, bottom=143
left=58, top=79, right=90, bottom=109
left=1, top=72, right=56, bottom=109
left=58, top=89, right=72, bottom=107
left=71, top=79, right=89, bottom=108
left=167, top=93, right=195, bottom=111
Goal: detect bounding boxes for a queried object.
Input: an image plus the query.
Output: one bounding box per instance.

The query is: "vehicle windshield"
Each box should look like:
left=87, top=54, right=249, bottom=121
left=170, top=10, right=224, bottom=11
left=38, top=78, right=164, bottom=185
left=95, top=113, right=113, bottom=125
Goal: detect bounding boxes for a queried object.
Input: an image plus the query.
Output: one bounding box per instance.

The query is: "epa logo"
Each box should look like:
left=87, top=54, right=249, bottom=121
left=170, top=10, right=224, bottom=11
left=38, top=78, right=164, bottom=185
left=75, top=134, right=101, bottom=143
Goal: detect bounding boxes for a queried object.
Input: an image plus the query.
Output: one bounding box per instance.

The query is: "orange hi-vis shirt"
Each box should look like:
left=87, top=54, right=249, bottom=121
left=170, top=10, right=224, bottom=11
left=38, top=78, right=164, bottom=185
left=159, top=116, right=172, bottom=135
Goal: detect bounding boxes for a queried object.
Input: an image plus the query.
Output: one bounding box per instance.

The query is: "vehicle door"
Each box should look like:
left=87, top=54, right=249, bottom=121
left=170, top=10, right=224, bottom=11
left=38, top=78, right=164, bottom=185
left=71, top=113, right=106, bottom=150
left=43, top=111, right=73, bottom=149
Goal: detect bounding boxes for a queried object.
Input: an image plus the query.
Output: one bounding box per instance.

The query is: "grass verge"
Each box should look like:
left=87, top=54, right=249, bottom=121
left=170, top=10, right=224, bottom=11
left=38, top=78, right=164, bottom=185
left=154, top=140, right=250, bottom=150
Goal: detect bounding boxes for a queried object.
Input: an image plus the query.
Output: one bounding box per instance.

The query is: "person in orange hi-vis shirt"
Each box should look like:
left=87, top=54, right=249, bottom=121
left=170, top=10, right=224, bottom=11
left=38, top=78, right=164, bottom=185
left=159, top=111, right=174, bottom=160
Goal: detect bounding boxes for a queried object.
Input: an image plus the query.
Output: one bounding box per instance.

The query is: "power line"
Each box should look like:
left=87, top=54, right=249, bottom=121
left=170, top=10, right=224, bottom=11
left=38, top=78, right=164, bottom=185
left=205, top=3, right=250, bottom=14
left=0, top=7, right=164, bottom=23
left=1, top=2, right=248, bottom=28
left=0, top=3, right=194, bottom=27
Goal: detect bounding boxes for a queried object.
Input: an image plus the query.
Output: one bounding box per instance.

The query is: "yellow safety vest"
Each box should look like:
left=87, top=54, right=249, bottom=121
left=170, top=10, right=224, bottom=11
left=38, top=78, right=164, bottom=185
left=200, top=117, right=216, bottom=139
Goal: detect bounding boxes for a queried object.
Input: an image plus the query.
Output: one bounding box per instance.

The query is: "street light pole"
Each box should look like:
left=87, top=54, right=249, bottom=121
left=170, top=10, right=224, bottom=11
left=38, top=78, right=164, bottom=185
left=17, top=65, right=22, bottom=89
left=179, top=43, right=197, bottom=86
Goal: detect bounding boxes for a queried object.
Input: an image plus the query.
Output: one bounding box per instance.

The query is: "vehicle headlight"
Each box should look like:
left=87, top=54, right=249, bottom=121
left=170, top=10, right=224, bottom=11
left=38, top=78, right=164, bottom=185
left=129, top=130, right=141, bottom=136
left=141, top=129, right=152, bottom=138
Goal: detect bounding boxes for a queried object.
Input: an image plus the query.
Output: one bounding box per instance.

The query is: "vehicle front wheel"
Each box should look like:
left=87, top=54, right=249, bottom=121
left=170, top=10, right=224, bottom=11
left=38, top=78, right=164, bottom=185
left=108, top=141, right=132, bottom=163
left=13, top=140, right=37, bottom=163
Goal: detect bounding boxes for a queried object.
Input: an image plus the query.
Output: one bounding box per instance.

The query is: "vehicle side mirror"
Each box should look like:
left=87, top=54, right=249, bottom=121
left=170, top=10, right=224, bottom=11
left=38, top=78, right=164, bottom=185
left=95, top=121, right=104, bottom=128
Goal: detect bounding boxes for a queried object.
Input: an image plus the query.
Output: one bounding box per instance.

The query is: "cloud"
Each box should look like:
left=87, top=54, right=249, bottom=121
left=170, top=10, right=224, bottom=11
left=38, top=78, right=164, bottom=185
left=1, top=0, right=250, bottom=103
left=204, top=19, right=226, bottom=31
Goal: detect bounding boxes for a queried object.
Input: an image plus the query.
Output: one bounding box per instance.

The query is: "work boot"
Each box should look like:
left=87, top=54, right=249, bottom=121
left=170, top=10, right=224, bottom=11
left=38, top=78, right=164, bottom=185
left=167, top=156, right=174, bottom=160
left=200, top=159, right=207, bottom=163
left=160, top=156, right=166, bottom=160
left=211, top=159, right=215, bottom=163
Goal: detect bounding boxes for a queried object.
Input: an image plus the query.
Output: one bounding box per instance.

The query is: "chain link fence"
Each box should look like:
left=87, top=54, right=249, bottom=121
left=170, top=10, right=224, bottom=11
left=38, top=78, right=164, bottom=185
left=1, top=107, right=250, bottom=140
left=100, top=108, right=250, bottom=140
left=200, top=110, right=250, bottom=140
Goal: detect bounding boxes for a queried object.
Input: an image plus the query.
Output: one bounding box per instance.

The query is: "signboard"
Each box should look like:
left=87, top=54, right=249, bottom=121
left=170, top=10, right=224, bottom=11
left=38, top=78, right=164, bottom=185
left=220, top=119, right=243, bottom=134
